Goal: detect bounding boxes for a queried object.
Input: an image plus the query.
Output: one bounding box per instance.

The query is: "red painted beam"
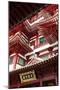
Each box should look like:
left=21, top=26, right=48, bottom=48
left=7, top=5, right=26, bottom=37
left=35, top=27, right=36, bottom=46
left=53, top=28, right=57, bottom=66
left=9, top=23, right=23, bottom=36
left=44, top=4, right=58, bottom=15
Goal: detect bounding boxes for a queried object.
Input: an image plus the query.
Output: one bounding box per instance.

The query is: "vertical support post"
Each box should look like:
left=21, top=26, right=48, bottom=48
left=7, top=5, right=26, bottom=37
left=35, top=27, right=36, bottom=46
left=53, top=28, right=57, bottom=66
left=40, top=80, right=42, bottom=86
left=35, top=33, right=38, bottom=48
left=13, top=53, right=19, bottom=69
left=48, top=47, right=53, bottom=58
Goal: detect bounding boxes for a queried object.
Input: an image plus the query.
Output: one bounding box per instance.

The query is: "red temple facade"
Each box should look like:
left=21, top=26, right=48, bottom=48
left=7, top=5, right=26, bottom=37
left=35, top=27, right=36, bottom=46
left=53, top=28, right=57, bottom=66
left=9, top=2, right=58, bottom=88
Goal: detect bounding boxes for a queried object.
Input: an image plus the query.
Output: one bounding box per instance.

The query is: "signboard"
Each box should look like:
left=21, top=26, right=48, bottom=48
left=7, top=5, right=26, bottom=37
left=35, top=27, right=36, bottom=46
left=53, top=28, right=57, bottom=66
left=19, top=70, right=36, bottom=83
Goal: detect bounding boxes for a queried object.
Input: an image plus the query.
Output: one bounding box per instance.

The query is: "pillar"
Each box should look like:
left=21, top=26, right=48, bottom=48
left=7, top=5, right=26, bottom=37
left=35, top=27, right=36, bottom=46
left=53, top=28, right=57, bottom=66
left=48, top=47, right=53, bottom=58
left=40, top=79, right=43, bottom=86
left=12, top=53, right=19, bottom=69
left=35, top=33, right=38, bottom=48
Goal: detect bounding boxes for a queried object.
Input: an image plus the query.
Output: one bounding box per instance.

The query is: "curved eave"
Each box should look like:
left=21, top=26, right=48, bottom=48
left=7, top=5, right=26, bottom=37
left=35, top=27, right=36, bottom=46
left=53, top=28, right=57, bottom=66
left=9, top=39, right=32, bottom=55
left=9, top=55, right=58, bottom=74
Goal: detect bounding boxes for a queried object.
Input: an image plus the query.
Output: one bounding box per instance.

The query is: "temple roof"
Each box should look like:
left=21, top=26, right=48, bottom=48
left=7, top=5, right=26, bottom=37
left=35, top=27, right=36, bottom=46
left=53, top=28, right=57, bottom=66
left=9, top=2, right=48, bottom=29
left=9, top=2, right=58, bottom=72
left=9, top=54, right=58, bottom=72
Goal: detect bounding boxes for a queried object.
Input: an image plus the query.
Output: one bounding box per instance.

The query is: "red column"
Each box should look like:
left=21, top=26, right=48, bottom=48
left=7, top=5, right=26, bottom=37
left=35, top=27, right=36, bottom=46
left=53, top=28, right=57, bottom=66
left=12, top=54, right=19, bottom=69
left=48, top=47, right=53, bottom=57
left=35, top=34, right=38, bottom=48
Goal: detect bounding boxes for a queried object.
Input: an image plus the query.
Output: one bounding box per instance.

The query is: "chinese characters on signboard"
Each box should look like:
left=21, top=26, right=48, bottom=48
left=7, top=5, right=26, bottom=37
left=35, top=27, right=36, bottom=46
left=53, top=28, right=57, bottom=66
left=19, top=70, right=36, bottom=83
